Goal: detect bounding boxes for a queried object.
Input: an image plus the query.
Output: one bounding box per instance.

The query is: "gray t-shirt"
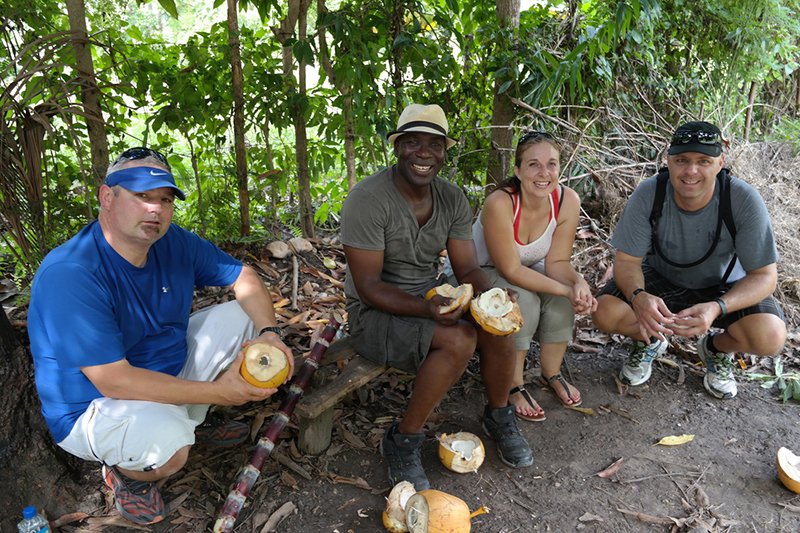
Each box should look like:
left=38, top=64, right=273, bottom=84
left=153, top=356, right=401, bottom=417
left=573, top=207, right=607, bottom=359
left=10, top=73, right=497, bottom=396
left=341, top=166, right=474, bottom=308
left=611, top=173, right=778, bottom=289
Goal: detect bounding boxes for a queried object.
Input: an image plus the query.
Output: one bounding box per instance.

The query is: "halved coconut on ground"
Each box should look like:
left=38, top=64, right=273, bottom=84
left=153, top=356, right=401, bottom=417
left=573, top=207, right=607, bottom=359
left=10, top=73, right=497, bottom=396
left=405, top=490, right=488, bottom=533
left=382, top=481, right=416, bottom=532
left=438, top=432, right=485, bottom=473
left=777, top=447, right=800, bottom=494
left=470, top=288, right=523, bottom=336
left=240, top=343, right=290, bottom=388
left=425, top=283, right=474, bottom=314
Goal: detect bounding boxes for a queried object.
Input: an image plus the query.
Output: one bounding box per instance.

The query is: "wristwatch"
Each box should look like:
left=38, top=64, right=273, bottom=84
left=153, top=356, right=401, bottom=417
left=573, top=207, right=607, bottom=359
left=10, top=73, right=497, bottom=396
left=715, top=298, right=728, bottom=318
left=259, top=326, right=284, bottom=340
left=630, top=288, right=644, bottom=304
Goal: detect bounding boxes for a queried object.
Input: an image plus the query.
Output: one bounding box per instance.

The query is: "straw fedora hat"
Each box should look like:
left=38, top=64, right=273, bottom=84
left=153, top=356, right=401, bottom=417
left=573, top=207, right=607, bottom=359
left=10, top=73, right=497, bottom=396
left=386, top=104, right=457, bottom=149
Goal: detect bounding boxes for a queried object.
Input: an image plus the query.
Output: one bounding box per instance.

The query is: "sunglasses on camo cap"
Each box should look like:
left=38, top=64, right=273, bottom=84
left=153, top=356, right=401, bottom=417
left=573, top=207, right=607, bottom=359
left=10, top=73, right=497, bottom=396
left=112, top=147, right=171, bottom=171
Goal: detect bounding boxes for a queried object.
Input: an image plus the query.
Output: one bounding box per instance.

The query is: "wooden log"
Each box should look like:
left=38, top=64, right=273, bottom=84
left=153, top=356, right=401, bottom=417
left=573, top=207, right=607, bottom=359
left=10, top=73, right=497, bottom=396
left=297, top=406, right=334, bottom=455
left=295, top=355, right=387, bottom=420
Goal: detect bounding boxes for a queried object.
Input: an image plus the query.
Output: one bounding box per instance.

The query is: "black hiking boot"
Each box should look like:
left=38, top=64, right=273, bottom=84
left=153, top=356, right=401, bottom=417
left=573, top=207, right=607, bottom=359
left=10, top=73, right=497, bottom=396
left=482, top=404, right=534, bottom=468
left=379, top=422, right=430, bottom=490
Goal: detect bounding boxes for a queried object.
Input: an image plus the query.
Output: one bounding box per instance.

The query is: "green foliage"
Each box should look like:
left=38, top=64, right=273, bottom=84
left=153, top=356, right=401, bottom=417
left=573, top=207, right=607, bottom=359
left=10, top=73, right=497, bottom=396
left=746, top=356, right=800, bottom=403
left=3, top=0, right=800, bottom=283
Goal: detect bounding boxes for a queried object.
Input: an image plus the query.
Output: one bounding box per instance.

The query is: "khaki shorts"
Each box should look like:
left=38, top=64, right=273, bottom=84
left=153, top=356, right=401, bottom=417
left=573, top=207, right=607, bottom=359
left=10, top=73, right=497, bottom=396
left=57, top=300, right=257, bottom=471
left=480, top=266, right=575, bottom=352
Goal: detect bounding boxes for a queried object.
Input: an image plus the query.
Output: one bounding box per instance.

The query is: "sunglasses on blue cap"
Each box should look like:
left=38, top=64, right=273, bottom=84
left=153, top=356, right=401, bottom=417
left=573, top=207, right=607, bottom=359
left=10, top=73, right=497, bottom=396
left=113, top=147, right=171, bottom=171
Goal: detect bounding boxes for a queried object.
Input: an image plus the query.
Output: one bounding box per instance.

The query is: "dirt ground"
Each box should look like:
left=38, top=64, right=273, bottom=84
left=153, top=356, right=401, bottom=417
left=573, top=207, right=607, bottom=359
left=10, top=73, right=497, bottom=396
left=8, top=327, right=800, bottom=533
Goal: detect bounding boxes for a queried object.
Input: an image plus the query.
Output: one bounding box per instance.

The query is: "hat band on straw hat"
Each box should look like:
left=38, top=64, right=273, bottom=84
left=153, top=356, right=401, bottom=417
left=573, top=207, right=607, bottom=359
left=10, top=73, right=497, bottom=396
left=395, top=120, right=448, bottom=137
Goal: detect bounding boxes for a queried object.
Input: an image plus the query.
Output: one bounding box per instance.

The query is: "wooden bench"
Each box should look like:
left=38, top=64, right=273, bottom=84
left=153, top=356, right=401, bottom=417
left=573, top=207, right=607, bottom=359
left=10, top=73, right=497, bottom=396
left=295, top=337, right=387, bottom=454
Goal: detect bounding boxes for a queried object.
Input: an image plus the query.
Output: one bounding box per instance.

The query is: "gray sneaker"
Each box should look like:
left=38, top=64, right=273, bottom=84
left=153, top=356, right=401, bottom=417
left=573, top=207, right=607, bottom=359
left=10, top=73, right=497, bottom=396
left=482, top=405, right=533, bottom=468
left=620, top=338, right=668, bottom=386
left=697, top=334, right=737, bottom=399
left=379, top=422, right=430, bottom=490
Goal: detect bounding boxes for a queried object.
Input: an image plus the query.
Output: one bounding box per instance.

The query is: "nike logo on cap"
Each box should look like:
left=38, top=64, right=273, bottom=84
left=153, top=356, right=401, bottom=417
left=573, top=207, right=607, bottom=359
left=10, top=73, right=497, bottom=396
left=150, top=170, right=168, bottom=176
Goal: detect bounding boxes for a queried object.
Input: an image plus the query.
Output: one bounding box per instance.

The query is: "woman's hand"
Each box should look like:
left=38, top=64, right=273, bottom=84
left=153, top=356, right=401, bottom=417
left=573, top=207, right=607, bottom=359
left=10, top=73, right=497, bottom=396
left=569, top=278, right=597, bottom=316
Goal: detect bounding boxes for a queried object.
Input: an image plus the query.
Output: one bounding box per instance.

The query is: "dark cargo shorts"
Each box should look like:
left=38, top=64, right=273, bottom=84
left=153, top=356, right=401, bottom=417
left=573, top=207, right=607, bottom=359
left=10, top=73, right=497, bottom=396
left=597, top=264, right=785, bottom=329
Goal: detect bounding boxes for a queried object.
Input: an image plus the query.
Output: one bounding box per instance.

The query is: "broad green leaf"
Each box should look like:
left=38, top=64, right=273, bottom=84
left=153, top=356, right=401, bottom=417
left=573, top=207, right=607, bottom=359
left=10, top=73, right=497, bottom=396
left=156, top=0, right=179, bottom=19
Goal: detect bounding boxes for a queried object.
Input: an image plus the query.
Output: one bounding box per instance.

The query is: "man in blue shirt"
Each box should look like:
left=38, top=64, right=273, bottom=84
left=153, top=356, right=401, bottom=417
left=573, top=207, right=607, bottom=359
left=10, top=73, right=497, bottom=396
left=28, top=147, right=292, bottom=525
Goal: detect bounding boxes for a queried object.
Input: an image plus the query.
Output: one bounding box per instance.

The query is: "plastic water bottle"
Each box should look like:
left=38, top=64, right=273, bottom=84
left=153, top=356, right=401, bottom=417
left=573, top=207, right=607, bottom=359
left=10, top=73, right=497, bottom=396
left=16, top=507, right=51, bottom=533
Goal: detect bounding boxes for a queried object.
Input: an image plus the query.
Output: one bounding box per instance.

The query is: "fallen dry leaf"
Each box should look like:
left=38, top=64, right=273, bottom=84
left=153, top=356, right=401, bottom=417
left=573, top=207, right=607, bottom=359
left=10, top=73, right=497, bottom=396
left=596, top=457, right=624, bottom=478
left=565, top=405, right=595, bottom=415
left=653, top=434, right=695, bottom=446
left=325, top=472, right=373, bottom=490
left=260, top=501, right=297, bottom=533
left=49, top=512, right=89, bottom=528
left=694, top=486, right=710, bottom=508
left=776, top=502, right=800, bottom=514
left=616, top=508, right=673, bottom=524
left=281, top=470, right=299, bottom=490
left=578, top=512, right=604, bottom=522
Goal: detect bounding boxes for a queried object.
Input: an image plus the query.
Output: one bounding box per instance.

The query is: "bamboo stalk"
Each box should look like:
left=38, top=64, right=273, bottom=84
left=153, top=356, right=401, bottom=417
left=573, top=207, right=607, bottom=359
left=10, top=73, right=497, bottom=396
left=213, top=312, right=343, bottom=533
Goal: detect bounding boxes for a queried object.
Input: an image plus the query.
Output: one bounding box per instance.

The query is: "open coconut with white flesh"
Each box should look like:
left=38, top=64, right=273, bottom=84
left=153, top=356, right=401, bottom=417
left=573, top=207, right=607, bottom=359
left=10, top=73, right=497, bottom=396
left=239, top=342, right=290, bottom=388
left=777, top=447, right=800, bottom=494
left=425, top=283, right=474, bottom=314
left=437, top=432, right=485, bottom=473
left=383, top=481, right=416, bottom=533
left=470, top=288, right=523, bottom=336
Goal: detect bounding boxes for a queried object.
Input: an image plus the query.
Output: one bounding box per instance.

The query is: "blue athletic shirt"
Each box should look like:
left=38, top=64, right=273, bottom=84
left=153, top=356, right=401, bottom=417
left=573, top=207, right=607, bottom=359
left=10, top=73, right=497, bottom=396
left=28, top=220, right=243, bottom=442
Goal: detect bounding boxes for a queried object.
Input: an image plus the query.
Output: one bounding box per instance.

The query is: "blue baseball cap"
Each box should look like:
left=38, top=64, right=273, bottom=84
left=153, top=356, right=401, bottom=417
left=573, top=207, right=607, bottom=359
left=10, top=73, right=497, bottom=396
left=103, top=166, right=186, bottom=200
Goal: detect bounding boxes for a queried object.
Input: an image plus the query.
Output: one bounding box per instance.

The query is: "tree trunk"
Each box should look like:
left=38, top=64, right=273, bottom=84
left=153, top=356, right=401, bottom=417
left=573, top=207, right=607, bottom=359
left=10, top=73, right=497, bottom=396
left=272, top=0, right=314, bottom=237
left=486, top=0, right=521, bottom=186
left=65, top=0, right=109, bottom=190
left=343, top=95, right=357, bottom=190
left=228, top=0, right=250, bottom=237
left=0, top=313, right=90, bottom=529
left=744, top=80, right=757, bottom=142
left=317, top=0, right=357, bottom=191
left=296, top=0, right=314, bottom=238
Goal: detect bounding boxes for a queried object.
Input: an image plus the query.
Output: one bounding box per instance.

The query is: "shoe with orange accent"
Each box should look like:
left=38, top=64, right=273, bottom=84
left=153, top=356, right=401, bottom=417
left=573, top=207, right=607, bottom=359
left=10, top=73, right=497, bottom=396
left=102, top=465, right=165, bottom=524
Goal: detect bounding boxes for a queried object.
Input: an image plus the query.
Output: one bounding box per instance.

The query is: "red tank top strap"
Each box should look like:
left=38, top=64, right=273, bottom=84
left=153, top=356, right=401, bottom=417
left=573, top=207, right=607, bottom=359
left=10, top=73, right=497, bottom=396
left=550, top=187, right=560, bottom=221
left=512, top=191, right=524, bottom=245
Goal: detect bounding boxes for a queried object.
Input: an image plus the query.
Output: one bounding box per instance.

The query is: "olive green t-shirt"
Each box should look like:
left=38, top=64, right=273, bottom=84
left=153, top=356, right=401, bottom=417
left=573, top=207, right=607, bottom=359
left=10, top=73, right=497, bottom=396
left=341, top=166, right=473, bottom=310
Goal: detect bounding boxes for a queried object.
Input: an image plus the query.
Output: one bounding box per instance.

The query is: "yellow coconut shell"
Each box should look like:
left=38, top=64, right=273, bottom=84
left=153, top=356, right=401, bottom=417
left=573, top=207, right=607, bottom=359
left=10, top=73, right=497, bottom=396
left=438, top=432, right=485, bottom=473
left=383, top=481, right=416, bottom=532
left=469, top=288, right=523, bottom=336
left=425, top=283, right=474, bottom=314
left=405, top=490, right=488, bottom=533
left=240, top=343, right=290, bottom=388
left=777, top=447, right=800, bottom=494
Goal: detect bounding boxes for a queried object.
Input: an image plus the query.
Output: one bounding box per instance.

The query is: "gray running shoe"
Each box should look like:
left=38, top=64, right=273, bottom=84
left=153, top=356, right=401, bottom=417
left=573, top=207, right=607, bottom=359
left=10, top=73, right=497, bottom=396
left=482, top=405, right=533, bottom=468
left=620, top=338, right=668, bottom=386
left=697, top=334, right=737, bottom=399
left=380, top=422, right=430, bottom=490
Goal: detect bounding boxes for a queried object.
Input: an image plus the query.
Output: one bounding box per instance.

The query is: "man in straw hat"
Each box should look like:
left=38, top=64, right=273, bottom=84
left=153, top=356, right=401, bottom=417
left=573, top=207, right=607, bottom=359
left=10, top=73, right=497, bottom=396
left=341, top=103, right=533, bottom=490
left=592, top=121, right=786, bottom=399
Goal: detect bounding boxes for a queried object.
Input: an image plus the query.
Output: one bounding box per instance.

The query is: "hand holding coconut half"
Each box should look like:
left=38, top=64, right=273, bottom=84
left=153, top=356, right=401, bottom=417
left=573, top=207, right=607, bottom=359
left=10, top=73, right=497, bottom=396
left=470, top=288, right=523, bottom=336
left=425, top=283, right=474, bottom=315
left=239, top=342, right=293, bottom=389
